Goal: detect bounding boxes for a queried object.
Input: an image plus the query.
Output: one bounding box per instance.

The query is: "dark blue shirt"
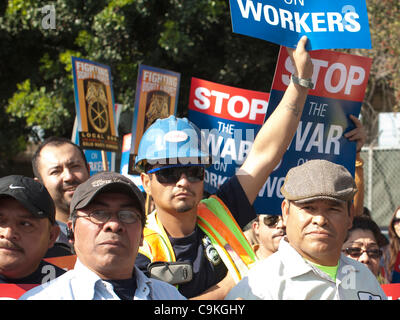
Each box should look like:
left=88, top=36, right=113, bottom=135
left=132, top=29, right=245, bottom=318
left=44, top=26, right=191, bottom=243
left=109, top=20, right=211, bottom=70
left=104, top=274, right=137, bottom=300
left=0, top=260, right=66, bottom=285
left=135, top=175, right=256, bottom=298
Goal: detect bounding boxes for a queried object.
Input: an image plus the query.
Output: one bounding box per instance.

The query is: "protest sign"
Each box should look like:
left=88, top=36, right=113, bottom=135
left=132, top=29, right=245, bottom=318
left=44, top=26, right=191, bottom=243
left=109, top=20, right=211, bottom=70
left=0, top=284, right=37, bottom=299
left=128, top=64, right=181, bottom=174
left=381, top=283, right=400, bottom=300
left=255, top=48, right=372, bottom=214
left=71, top=56, right=120, bottom=153
left=229, top=0, right=372, bottom=50
left=188, top=77, right=269, bottom=194
left=71, top=104, right=122, bottom=175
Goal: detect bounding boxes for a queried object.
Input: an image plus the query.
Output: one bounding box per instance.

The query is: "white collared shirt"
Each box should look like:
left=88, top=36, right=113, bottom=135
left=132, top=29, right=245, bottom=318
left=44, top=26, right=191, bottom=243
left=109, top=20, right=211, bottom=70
left=19, top=259, right=186, bottom=300
left=226, top=239, right=387, bottom=300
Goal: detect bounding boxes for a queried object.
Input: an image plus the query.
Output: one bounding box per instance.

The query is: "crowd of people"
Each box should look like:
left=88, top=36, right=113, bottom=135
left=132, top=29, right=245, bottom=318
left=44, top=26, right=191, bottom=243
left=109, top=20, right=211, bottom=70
left=0, top=36, right=398, bottom=300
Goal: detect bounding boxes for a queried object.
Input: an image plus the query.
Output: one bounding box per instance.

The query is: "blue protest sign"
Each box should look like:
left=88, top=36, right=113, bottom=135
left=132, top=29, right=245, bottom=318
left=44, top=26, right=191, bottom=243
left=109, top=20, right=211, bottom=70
left=253, top=48, right=372, bottom=214
left=71, top=118, right=114, bottom=175
left=229, top=0, right=372, bottom=50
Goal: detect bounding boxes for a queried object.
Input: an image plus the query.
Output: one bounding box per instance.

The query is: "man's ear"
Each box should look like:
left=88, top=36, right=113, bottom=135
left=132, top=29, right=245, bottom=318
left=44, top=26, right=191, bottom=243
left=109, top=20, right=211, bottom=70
left=67, top=221, right=75, bottom=244
left=347, top=202, right=355, bottom=230
left=252, top=219, right=260, bottom=238
left=48, top=223, right=60, bottom=249
left=140, top=230, right=144, bottom=247
left=141, top=172, right=152, bottom=196
left=281, top=200, right=290, bottom=227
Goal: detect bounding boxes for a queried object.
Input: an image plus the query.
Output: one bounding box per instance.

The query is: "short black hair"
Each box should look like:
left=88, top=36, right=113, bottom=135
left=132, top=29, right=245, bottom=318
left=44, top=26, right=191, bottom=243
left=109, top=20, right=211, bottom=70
left=32, top=136, right=89, bottom=180
left=346, top=215, right=388, bottom=247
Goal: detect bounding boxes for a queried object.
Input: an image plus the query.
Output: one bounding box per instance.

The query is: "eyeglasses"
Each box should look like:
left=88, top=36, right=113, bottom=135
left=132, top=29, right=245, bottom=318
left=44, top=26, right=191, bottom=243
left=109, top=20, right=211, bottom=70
left=342, top=247, right=382, bottom=259
left=76, top=210, right=142, bottom=225
left=262, top=215, right=282, bottom=228
left=147, top=165, right=205, bottom=184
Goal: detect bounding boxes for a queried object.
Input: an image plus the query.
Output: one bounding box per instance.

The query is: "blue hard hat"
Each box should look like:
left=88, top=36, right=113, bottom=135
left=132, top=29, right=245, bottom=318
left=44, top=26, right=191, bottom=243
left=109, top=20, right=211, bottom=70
left=135, top=116, right=210, bottom=172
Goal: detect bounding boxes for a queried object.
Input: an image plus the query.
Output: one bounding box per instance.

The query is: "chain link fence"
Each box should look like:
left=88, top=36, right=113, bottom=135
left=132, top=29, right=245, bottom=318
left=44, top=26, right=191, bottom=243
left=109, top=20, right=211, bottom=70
left=360, top=147, right=400, bottom=228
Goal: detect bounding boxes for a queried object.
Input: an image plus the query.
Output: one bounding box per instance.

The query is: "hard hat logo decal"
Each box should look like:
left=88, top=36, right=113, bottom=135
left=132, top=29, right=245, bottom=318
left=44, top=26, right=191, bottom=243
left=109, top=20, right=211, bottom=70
left=164, top=130, right=188, bottom=143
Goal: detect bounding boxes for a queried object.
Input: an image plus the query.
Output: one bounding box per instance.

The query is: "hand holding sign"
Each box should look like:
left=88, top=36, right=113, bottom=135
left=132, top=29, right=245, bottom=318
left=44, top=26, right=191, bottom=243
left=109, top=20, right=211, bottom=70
left=230, top=0, right=372, bottom=50
left=344, top=114, right=366, bottom=152
left=254, top=47, right=372, bottom=214
left=286, top=35, right=313, bottom=79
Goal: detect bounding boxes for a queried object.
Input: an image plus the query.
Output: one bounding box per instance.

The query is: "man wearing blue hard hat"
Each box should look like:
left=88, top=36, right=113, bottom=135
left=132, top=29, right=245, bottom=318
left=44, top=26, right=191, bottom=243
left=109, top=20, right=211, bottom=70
left=136, top=36, right=314, bottom=299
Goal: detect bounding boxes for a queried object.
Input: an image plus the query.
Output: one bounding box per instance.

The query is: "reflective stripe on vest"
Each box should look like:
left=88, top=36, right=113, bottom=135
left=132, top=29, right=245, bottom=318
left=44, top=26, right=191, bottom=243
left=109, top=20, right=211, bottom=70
left=197, top=196, right=257, bottom=282
left=139, top=212, right=176, bottom=262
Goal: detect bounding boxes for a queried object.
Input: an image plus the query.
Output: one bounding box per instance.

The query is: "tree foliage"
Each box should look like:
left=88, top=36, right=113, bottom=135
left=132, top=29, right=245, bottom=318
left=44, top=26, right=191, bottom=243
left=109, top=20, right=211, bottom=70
left=345, top=0, right=400, bottom=145
left=0, top=0, right=277, bottom=170
left=0, top=0, right=399, bottom=171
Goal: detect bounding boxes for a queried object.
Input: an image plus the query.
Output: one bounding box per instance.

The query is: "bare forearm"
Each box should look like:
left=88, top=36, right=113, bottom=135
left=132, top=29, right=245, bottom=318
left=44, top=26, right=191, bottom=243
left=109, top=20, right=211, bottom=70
left=189, top=273, right=235, bottom=300
left=236, top=36, right=313, bottom=204
left=253, top=82, right=308, bottom=164
left=189, top=285, right=230, bottom=300
left=238, top=82, right=309, bottom=203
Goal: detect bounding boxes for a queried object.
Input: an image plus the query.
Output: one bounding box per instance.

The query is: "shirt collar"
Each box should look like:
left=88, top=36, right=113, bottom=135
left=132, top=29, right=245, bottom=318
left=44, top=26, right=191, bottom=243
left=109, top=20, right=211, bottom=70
left=133, top=266, right=152, bottom=300
left=70, top=259, right=108, bottom=300
left=278, top=238, right=314, bottom=278
left=278, top=238, right=340, bottom=281
left=71, top=260, right=153, bottom=300
left=278, top=239, right=360, bottom=282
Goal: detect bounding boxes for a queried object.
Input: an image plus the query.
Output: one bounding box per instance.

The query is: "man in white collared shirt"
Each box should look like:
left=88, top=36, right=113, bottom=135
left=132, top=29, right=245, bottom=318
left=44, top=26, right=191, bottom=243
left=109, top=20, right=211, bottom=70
left=19, top=258, right=184, bottom=300
left=20, top=172, right=185, bottom=300
left=226, top=160, right=387, bottom=300
left=226, top=236, right=386, bottom=300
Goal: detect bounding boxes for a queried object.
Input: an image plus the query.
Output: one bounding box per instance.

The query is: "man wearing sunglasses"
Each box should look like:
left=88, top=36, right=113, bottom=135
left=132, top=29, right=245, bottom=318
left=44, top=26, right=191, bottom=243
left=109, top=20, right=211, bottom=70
left=20, top=172, right=185, bottom=300
left=251, top=214, right=285, bottom=260
left=226, top=160, right=387, bottom=300
left=135, top=36, right=314, bottom=299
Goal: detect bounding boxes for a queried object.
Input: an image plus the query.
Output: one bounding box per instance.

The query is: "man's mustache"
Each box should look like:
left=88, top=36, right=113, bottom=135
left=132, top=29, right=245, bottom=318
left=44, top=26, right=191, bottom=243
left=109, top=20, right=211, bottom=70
left=0, top=239, right=24, bottom=252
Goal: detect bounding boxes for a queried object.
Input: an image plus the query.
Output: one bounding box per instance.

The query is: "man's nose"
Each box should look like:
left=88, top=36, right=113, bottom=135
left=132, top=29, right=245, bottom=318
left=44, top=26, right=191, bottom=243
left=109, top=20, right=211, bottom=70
left=311, top=212, right=328, bottom=226
left=358, top=251, right=370, bottom=264
left=62, top=168, right=74, bottom=181
left=103, top=213, right=124, bottom=233
left=176, top=173, right=191, bottom=186
left=276, top=217, right=284, bottom=229
left=0, top=225, right=20, bottom=241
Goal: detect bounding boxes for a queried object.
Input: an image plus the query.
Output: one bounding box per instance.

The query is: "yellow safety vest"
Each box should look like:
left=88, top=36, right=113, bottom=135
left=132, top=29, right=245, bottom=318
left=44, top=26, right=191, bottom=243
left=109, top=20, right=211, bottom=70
left=139, top=195, right=257, bottom=283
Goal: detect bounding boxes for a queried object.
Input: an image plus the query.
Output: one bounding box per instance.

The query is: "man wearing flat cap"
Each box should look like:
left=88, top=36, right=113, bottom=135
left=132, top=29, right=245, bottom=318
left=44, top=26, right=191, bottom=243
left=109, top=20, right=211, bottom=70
left=226, top=160, right=386, bottom=300
left=0, top=175, right=65, bottom=297
left=20, top=171, right=185, bottom=300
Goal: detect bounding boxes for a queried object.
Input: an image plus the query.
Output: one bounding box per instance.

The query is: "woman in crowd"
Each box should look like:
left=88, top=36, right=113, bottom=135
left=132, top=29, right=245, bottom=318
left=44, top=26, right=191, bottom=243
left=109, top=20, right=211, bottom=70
left=342, top=215, right=389, bottom=284
left=388, top=206, right=400, bottom=283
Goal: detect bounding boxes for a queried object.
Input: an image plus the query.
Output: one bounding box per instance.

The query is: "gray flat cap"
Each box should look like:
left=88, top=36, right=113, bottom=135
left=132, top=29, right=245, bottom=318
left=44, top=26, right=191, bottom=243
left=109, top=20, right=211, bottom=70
left=280, top=159, right=357, bottom=203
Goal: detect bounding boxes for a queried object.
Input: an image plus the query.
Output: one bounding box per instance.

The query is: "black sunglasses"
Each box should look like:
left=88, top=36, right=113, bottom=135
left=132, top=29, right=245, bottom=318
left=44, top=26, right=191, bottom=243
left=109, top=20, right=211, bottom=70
left=147, top=165, right=205, bottom=184
left=343, top=247, right=382, bottom=259
left=392, top=218, right=400, bottom=225
left=262, top=215, right=282, bottom=227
